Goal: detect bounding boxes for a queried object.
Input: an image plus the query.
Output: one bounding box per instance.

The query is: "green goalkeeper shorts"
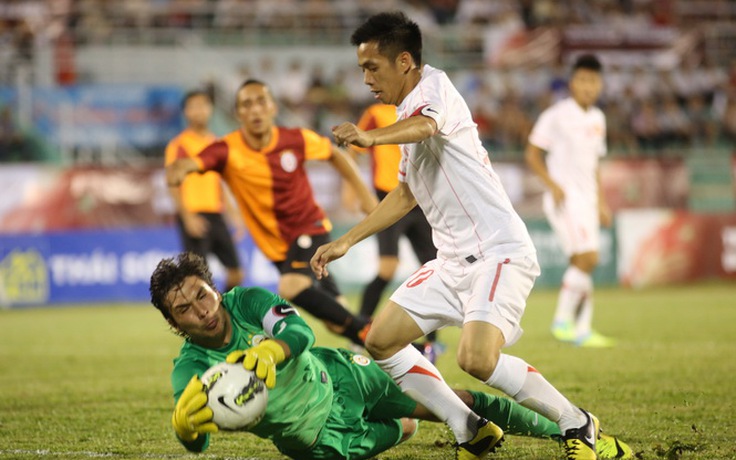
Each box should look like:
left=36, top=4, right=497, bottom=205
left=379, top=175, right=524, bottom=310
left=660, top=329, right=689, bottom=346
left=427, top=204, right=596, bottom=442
left=276, top=347, right=418, bottom=460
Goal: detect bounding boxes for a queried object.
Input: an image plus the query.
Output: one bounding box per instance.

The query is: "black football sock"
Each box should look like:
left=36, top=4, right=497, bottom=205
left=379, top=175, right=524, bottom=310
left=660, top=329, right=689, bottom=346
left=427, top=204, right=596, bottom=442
left=292, top=287, right=367, bottom=345
left=360, top=275, right=390, bottom=318
left=292, top=287, right=352, bottom=324
left=343, top=315, right=370, bottom=346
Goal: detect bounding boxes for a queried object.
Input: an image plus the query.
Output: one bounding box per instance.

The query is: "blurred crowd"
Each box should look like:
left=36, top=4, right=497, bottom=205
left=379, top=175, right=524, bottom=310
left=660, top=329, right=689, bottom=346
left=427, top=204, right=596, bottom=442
left=0, top=0, right=695, bottom=43
left=457, top=56, right=736, bottom=156
left=1, top=0, right=736, bottom=160
left=208, top=51, right=736, bottom=158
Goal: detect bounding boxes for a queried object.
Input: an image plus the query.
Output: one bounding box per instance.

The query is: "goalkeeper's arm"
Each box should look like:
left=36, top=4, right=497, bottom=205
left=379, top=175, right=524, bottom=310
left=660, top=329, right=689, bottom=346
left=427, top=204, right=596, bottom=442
left=227, top=301, right=316, bottom=388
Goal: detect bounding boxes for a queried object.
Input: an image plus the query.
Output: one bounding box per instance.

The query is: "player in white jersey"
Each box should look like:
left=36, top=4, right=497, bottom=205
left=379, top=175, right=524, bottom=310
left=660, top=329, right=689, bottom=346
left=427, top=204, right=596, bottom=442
left=525, top=54, right=616, bottom=348
left=311, top=12, right=627, bottom=460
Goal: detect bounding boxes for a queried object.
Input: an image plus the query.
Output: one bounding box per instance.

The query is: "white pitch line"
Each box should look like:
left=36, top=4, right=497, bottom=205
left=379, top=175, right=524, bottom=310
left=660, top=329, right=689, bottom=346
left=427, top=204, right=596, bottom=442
left=0, top=450, right=269, bottom=460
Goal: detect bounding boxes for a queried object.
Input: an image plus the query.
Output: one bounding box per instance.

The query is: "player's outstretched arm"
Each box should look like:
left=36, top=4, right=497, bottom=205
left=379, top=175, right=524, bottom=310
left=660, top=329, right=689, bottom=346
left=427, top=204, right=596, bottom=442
left=597, top=169, right=612, bottom=227
left=172, top=375, right=218, bottom=449
left=328, top=145, right=379, bottom=214
left=166, top=157, right=200, bottom=187
left=226, top=339, right=289, bottom=389
left=524, top=143, right=565, bottom=206
left=310, top=182, right=416, bottom=279
left=310, top=238, right=351, bottom=279
left=332, top=115, right=436, bottom=148
left=167, top=179, right=209, bottom=239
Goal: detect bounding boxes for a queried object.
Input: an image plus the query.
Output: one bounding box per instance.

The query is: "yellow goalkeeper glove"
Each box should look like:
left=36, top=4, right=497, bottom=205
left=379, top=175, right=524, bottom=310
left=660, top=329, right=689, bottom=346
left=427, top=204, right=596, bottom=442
left=226, top=340, right=286, bottom=389
left=171, top=375, right=219, bottom=442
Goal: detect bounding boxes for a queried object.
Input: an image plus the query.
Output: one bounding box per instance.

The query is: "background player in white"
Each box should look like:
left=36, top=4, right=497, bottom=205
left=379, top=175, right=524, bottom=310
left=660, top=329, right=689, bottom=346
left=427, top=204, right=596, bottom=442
left=311, top=12, right=619, bottom=460
left=525, top=54, right=616, bottom=348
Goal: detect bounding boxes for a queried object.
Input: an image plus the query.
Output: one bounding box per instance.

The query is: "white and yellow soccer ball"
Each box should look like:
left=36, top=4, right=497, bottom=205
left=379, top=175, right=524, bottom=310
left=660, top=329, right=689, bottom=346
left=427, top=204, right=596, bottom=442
left=201, top=362, right=268, bottom=430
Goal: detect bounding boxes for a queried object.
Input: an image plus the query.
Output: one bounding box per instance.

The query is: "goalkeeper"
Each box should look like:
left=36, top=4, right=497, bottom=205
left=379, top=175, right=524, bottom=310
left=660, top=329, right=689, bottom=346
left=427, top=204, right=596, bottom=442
left=151, top=252, right=631, bottom=459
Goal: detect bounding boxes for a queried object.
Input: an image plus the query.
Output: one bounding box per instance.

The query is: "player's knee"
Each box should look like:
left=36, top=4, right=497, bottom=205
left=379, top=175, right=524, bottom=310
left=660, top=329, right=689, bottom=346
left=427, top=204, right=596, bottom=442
left=457, top=350, right=499, bottom=381
left=364, top=330, right=396, bottom=360
left=572, top=253, right=599, bottom=273
left=581, top=256, right=598, bottom=272
left=363, top=331, right=384, bottom=358
left=377, top=257, right=399, bottom=279
left=377, top=266, right=397, bottom=280
left=322, top=320, right=346, bottom=334
left=277, top=274, right=312, bottom=300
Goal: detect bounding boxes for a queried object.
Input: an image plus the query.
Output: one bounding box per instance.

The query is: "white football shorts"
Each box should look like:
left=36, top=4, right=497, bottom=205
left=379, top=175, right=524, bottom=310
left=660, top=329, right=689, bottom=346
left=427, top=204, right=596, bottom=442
left=389, top=254, right=540, bottom=347
left=543, top=195, right=600, bottom=257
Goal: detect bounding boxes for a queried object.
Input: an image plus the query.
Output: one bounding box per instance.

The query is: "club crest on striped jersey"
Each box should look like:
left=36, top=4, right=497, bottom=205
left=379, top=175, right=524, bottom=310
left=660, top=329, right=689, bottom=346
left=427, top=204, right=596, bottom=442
left=297, top=235, right=312, bottom=249
left=279, top=151, right=298, bottom=173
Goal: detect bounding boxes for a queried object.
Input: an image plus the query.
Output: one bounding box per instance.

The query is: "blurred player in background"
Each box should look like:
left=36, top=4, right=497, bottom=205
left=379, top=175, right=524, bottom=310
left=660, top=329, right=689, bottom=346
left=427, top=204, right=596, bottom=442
left=165, top=90, right=244, bottom=291
left=166, top=80, right=378, bottom=346
left=525, top=54, right=616, bottom=348
left=150, top=252, right=629, bottom=459
left=350, top=103, right=441, bottom=362
left=312, top=12, right=625, bottom=460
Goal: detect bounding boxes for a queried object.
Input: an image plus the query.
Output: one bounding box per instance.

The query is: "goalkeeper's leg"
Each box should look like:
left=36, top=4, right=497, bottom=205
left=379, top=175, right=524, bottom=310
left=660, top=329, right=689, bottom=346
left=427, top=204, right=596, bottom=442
left=462, top=390, right=561, bottom=439
left=460, top=390, right=633, bottom=458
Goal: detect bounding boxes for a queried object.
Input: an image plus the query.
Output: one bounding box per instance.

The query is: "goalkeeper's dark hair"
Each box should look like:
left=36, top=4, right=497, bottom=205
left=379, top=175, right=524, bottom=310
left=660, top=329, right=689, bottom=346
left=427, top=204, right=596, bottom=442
left=572, top=54, right=603, bottom=74
left=149, top=252, right=217, bottom=325
left=351, top=11, right=422, bottom=67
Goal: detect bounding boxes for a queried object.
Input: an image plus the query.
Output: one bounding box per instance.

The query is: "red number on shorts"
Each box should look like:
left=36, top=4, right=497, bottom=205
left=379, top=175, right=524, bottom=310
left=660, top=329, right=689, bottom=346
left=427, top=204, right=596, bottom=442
left=406, top=269, right=435, bottom=288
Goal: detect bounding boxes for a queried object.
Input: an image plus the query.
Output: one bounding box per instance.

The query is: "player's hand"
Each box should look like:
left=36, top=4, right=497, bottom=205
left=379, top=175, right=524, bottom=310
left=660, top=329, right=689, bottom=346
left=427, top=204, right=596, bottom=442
left=183, top=213, right=209, bottom=238
left=171, top=375, right=219, bottom=442
left=229, top=215, right=247, bottom=242
left=166, top=158, right=197, bottom=186
left=599, top=202, right=613, bottom=228
left=310, top=239, right=350, bottom=279
left=550, top=182, right=565, bottom=207
left=332, top=123, right=375, bottom=148
left=226, top=340, right=286, bottom=389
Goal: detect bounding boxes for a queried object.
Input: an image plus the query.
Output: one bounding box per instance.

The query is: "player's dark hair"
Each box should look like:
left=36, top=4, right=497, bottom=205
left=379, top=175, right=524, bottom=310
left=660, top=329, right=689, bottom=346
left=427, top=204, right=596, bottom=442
left=181, top=89, right=212, bottom=109
left=237, top=78, right=268, bottom=92
left=234, top=78, right=272, bottom=110
left=351, top=12, right=422, bottom=67
left=572, top=54, right=603, bottom=74
left=149, top=252, right=217, bottom=328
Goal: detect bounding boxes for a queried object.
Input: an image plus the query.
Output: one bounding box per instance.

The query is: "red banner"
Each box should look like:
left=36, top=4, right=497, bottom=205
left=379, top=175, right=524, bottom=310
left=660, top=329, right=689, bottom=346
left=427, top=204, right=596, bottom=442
left=617, top=209, right=736, bottom=287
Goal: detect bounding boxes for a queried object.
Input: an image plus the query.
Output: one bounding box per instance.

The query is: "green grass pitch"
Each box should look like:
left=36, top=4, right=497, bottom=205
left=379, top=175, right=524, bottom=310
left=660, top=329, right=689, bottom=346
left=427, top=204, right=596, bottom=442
left=1, top=282, right=734, bottom=459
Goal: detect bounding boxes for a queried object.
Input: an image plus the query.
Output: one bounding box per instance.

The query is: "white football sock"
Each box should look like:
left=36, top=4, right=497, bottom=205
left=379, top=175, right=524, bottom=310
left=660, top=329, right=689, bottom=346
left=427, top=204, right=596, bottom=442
left=576, top=293, right=594, bottom=337
left=553, top=266, right=592, bottom=325
left=375, top=345, right=478, bottom=443
left=485, top=354, right=586, bottom=433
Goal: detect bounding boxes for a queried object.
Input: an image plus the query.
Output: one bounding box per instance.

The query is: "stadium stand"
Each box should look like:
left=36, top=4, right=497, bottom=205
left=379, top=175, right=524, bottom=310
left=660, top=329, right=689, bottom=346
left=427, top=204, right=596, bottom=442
left=1, top=0, right=735, bottom=162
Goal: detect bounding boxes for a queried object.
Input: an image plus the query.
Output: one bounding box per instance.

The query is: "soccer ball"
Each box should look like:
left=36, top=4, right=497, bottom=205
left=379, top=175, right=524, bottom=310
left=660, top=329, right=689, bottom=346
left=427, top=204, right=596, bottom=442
left=201, top=362, right=269, bottom=430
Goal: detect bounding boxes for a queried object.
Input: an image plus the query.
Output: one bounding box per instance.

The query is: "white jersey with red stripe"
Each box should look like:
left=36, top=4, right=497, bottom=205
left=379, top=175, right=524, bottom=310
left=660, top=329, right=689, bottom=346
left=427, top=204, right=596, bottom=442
left=396, top=64, right=535, bottom=263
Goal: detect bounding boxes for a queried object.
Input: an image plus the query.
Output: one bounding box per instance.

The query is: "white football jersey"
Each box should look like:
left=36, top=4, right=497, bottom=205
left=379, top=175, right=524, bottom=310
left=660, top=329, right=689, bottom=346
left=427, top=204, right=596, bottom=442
left=528, top=97, right=607, bottom=207
left=396, top=65, right=535, bottom=263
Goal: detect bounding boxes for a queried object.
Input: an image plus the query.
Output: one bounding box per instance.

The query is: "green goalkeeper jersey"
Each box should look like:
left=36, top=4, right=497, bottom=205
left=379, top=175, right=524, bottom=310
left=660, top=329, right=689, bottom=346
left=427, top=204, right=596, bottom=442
left=171, top=287, right=333, bottom=452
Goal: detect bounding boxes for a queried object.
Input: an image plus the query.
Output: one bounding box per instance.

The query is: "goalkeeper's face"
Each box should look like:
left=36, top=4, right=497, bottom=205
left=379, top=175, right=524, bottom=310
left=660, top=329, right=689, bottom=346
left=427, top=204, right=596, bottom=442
left=164, top=275, right=231, bottom=347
